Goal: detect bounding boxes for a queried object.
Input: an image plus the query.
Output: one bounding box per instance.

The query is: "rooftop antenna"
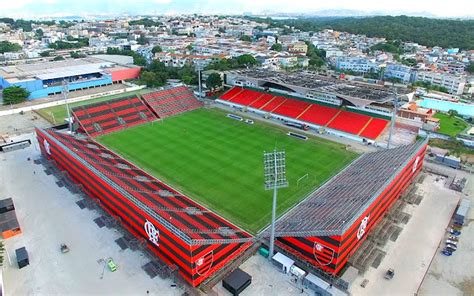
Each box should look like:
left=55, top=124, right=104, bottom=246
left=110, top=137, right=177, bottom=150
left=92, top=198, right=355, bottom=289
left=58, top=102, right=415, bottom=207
left=264, top=148, right=288, bottom=260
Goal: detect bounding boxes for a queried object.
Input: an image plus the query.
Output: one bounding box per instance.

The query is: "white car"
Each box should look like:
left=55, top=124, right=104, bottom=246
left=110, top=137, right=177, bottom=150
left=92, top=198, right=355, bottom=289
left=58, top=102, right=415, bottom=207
left=446, top=240, right=457, bottom=246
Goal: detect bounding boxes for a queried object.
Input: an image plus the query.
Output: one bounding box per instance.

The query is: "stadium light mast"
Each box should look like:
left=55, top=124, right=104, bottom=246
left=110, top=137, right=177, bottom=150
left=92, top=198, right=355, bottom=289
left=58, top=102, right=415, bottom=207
left=197, top=64, right=203, bottom=99
left=264, top=149, right=288, bottom=260
left=62, top=80, right=72, bottom=134
left=387, top=88, right=398, bottom=149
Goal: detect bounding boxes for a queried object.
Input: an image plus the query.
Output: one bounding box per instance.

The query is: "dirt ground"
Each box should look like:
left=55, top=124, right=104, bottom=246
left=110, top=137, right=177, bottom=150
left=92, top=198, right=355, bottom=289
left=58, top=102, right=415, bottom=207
left=0, top=111, right=51, bottom=137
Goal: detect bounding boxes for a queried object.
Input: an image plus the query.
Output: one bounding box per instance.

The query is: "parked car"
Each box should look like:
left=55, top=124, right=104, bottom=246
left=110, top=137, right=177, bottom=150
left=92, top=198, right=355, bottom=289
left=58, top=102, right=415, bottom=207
left=384, top=268, right=395, bottom=280
left=447, top=228, right=461, bottom=236
left=442, top=249, right=453, bottom=256
left=446, top=240, right=458, bottom=246
left=446, top=244, right=457, bottom=251
left=448, top=235, right=459, bottom=241
left=107, top=258, right=117, bottom=272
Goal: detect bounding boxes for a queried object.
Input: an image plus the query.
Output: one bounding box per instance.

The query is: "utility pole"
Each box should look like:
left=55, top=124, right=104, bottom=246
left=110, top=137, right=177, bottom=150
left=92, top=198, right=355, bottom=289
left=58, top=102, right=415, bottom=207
left=387, top=89, right=398, bottom=149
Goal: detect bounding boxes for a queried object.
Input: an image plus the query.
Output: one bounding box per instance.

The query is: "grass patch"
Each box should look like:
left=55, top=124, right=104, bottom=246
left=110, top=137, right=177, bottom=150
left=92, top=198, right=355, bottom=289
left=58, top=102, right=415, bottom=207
left=35, top=89, right=152, bottom=124
left=97, top=108, right=357, bottom=233
left=433, top=113, right=469, bottom=137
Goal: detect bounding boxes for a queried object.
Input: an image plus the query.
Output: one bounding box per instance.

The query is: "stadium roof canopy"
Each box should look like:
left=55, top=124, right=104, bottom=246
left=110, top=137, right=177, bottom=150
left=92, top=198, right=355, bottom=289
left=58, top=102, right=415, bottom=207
left=227, top=69, right=411, bottom=106
left=274, top=140, right=426, bottom=237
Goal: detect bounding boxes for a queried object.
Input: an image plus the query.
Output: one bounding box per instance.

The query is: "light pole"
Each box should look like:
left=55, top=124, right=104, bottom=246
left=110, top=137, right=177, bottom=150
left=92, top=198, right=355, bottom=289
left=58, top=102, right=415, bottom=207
left=196, top=64, right=203, bottom=99
left=62, top=80, right=72, bottom=133
left=264, top=149, right=288, bottom=260
left=387, top=88, right=398, bottom=149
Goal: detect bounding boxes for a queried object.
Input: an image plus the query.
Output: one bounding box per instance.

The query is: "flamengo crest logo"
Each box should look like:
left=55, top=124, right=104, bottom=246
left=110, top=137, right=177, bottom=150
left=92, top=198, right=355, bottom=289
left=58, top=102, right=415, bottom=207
left=44, top=139, right=51, bottom=155
left=413, top=156, right=421, bottom=173
left=195, top=251, right=214, bottom=276
left=313, top=242, right=335, bottom=266
left=144, top=220, right=159, bottom=246
left=357, top=215, right=370, bottom=240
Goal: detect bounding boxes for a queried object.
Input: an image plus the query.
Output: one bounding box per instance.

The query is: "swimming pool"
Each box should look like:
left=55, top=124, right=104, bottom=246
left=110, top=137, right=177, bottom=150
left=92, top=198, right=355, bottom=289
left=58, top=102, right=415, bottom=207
left=418, top=99, right=474, bottom=117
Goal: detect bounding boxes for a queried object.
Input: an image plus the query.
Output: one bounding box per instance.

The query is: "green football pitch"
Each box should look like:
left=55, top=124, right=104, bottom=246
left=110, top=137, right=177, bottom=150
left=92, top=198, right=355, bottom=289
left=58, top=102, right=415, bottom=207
left=97, top=108, right=357, bottom=233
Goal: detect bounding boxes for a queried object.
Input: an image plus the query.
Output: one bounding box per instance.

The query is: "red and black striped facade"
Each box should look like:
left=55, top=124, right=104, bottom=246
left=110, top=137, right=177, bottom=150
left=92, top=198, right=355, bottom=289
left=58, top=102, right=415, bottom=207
left=36, top=128, right=252, bottom=287
left=276, top=143, right=427, bottom=275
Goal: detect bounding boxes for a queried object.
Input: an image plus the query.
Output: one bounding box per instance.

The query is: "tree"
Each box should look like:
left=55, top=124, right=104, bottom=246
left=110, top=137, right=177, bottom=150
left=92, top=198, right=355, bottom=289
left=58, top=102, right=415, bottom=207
left=236, top=54, right=257, bottom=67
left=151, top=45, right=162, bottom=54
left=239, top=35, right=252, bottom=42
left=0, top=41, right=21, bottom=54
left=270, top=43, right=282, bottom=51
left=70, top=51, right=86, bottom=59
left=53, top=56, right=65, bottom=61
left=2, top=86, right=30, bottom=105
left=40, top=50, right=52, bottom=57
left=467, top=62, right=474, bottom=74
left=447, top=109, right=459, bottom=118
left=35, top=28, right=44, bottom=39
left=206, top=73, right=222, bottom=90
left=137, top=35, right=148, bottom=45
left=140, top=71, right=159, bottom=87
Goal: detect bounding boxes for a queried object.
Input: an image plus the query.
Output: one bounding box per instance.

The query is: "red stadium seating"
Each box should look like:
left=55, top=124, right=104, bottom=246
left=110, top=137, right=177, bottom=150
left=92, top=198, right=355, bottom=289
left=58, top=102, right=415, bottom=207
left=229, top=89, right=263, bottom=106
left=261, top=96, right=286, bottom=112
left=249, top=93, right=274, bottom=109
left=359, top=118, right=389, bottom=139
left=141, top=86, right=203, bottom=119
left=272, top=98, right=311, bottom=118
left=297, top=104, right=340, bottom=126
left=220, top=87, right=243, bottom=101
left=327, top=111, right=371, bottom=135
left=219, top=87, right=389, bottom=139
left=72, top=96, right=156, bottom=137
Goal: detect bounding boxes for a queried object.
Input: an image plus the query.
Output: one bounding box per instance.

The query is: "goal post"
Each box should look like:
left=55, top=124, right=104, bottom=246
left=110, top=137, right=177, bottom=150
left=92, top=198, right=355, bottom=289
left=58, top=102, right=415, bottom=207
left=296, top=173, right=309, bottom=187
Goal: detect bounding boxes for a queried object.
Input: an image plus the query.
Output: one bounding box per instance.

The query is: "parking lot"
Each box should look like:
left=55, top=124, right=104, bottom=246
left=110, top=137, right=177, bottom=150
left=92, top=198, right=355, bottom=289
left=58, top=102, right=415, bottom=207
left=349, top=172, right=461, bottom=296
left=418, top=164, right=474, bottom=296
left=0, top=134, right=182, bottom=295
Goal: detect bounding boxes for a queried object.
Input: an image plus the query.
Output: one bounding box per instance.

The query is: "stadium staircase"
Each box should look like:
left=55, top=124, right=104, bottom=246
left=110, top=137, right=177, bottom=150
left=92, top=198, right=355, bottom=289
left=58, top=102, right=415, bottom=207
left=72, top=96, right=156, bottom=137
left=141, top=86, right=204, bottom=119
left=219, top=87, right=389, bottom=140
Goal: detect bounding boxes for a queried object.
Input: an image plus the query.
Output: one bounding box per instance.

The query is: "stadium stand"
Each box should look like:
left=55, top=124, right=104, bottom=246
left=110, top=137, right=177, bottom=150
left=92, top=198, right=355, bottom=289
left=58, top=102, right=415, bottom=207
left=327, top=111, right=371, bottom=135
left=37, top=128, right=253, bottom=286
left=297, top=104, right=340, bottom=126
left=359, top=118, right=390, bottom=139
left=274, top=140, right=428, bottom=275
left=249, top=93, right=274, bottom=109
left=72, top=96, right=156, bottom=137
left=228, top=88, right=263, bottom=106
left=261, top=96, right=287, bottom=112
left=219, top=87, right=389, bottom=139
left=273, top=98, right=311, bottom=118
left=141, top=86, right=203, bottom=119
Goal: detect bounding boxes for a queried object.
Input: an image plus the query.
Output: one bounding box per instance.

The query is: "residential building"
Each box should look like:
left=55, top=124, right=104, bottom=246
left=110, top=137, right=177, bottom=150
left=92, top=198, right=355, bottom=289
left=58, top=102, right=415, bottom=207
left=335, top=57, right=379, bottom=74
left=415, top=71, right=466, bottom=95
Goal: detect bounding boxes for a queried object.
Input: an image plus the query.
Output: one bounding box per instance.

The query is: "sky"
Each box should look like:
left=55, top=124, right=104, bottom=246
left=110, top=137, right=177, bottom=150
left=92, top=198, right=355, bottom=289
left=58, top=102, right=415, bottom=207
left=1, top=0, right=473, bottom=18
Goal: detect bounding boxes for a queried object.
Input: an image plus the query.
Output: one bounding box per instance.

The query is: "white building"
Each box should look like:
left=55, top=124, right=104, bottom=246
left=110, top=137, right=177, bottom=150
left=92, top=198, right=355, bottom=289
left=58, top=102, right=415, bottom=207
left=415, top=71, right=466, bottom=95
left=335, top=56, right=378, bottom=74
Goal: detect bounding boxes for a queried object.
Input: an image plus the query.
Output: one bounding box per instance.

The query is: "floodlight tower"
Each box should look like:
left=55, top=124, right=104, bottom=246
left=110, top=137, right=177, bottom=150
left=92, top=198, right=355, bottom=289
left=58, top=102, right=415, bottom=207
left=387, top=88, right=398, bottom=149
left=264, top=149, right=288, bottom=260
left=62, top=80, right=72, bottom=133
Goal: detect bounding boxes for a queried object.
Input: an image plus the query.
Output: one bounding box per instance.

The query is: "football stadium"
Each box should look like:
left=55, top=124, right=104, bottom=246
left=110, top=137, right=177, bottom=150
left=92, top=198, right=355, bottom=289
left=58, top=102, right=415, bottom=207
left=35, top=84, right=427, bottom=289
